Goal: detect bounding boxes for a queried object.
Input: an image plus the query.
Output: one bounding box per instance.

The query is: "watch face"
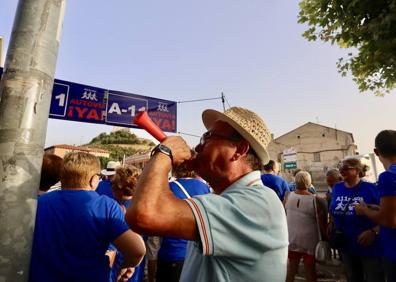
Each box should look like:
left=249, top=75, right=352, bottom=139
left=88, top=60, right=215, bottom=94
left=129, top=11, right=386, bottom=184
left=159, top=144, right=171, bottom=154
left=150, top=144, right=173, bottom=163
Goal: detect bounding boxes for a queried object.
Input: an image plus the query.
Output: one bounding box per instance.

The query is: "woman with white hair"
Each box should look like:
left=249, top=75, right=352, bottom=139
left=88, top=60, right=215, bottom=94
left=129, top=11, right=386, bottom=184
left=284, top=171, right=326, bottom=282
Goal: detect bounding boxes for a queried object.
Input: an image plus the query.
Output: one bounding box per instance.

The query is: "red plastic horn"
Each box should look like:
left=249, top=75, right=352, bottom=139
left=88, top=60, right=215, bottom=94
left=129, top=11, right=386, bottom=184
left=133, top=111, right=167, bottom=142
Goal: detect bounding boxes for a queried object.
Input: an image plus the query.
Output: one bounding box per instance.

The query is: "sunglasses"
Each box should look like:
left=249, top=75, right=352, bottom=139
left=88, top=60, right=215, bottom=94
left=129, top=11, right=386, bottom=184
left=199, top=130, right=242, bottom=146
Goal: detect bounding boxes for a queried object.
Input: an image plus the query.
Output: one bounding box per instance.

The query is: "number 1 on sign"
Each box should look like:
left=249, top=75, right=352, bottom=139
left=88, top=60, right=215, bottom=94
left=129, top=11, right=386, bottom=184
left=128, top=105, right=146, bottom=116
left=128, top=105, right=136, bottom=116
left=55, top=93, right=66, bottom=107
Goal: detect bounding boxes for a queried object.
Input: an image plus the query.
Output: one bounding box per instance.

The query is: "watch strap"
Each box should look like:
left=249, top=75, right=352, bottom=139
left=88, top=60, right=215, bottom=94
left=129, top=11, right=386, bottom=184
left=151, top=144, right=173, bottom=164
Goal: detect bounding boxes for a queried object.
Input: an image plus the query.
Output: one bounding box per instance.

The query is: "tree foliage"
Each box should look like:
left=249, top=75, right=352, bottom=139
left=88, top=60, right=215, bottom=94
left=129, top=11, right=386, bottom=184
left=88, top=130, right=155, bottom=146
left=86, top=130, right=155, bottom=163
left=98, top=156, right=110, bottom=169
left=298, top=0, right=396, bottom=95
left=105, top=145, right=138, bottom=161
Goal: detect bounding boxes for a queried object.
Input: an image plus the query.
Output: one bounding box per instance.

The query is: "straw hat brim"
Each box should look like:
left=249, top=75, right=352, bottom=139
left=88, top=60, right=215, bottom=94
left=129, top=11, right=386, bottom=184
left=202, top=109, right=270, bottom=164
left=101, top=169, right=116, bottom=176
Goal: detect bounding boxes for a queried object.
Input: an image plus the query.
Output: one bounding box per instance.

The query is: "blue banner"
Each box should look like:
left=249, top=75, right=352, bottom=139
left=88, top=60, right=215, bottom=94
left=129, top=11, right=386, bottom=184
left=0, top=68, right=177, bottom=132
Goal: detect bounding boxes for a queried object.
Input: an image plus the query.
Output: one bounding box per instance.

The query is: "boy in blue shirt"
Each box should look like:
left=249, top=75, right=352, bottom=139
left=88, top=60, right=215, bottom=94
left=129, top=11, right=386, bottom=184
left=29, top=152, right=145, bottom=282
left=355, top=130, right=396, bottom=282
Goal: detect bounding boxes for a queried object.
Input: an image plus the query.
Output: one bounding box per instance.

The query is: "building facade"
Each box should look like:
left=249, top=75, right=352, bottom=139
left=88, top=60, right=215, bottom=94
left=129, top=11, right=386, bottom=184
left=124, top=150, right=151, bottom=169
left=45, top=144, right=110, bottom=159
left=268, top=122, right=357, bottom=191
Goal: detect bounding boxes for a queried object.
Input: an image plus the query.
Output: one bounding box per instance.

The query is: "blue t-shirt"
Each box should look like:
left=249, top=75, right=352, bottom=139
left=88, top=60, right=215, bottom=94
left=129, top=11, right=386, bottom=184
left=102, top=195, right=145, bottom=282
left=261, top=174, right=290, bottom=201
left=96, top=179, right=114, bottom=199
left=378, top=164, right=396, bottom=262
left=330, top=181, right=381, bottom=257
left=158, top=178, right=210, bottom=262
left=29, top=190, right=129, bottom=282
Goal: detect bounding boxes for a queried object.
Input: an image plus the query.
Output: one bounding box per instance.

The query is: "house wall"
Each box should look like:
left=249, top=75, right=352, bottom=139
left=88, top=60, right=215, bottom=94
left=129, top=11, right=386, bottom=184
left=267, top=123, right=357, bottom=191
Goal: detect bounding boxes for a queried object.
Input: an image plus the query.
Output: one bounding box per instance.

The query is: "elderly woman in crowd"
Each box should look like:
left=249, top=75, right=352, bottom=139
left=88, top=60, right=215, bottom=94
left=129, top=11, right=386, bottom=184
left=284, top=171, right=326, bottom=282
left=330, top=158, right=383, bottom=282
left=112, top=165, right=142, bottom=211
left=109, top=165, right=145, bottom=282
left=324, top=168, right=343, bottom=259
left=325, top=168, right=343, bottom=207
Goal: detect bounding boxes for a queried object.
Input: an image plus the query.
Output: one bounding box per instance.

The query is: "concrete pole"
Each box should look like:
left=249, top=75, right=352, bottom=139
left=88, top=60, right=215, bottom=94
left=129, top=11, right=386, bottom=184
left=0, top=36, right=3, bottom=67
left=0, top=0, right=66, bottom=281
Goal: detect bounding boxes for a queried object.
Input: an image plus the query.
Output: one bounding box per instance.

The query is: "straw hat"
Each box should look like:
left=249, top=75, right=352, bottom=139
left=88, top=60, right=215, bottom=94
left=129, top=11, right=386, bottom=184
left=202, top=107, right=271, bottom=164
left=101, top=161, right=121, bottom=176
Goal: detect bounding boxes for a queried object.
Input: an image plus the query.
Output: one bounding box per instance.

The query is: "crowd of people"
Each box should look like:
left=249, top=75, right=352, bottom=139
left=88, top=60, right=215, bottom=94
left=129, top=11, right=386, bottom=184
left=29, top=106, right=396, bottom=282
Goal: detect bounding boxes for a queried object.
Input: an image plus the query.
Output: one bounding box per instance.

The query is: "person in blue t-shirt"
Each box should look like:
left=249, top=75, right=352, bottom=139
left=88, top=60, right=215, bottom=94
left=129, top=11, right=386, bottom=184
left=154, top=163, right=210, bottom=282
left=330, top=158, right=384, bottom=282
left=109, top=165, right=147, bottom=282
left=355, top=130, right=396, bottom=282
left=261, top=160, right=290, bottom=201
left=96, top=161, right=121, bottom=198
left=29, top=152, right=145, bottom=282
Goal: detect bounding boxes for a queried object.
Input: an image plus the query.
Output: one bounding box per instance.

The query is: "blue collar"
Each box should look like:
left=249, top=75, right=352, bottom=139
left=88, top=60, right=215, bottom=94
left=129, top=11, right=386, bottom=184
left=388, top=163, right=396, bottom=174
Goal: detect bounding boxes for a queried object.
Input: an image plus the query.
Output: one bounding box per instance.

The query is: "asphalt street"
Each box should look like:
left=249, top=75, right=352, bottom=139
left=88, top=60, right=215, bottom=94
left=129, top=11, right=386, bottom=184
left=295, top=260, right=347, bottom=282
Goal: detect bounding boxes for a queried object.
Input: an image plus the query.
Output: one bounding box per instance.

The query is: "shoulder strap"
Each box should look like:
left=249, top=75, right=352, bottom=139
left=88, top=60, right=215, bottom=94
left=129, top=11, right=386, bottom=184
left=283, top=190, right=291, bottom=206
left=171, top=180, right=191, bottom=199
left=313, top=196, right=323, bottom=241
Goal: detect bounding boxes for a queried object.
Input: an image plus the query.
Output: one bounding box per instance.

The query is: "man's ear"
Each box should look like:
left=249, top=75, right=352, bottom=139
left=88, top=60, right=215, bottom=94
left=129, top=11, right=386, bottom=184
left=373, top=148, right=379, bottom=157
left=234, top=140, right=250, bottom=160
left=89, top=177, right=94, bottom=189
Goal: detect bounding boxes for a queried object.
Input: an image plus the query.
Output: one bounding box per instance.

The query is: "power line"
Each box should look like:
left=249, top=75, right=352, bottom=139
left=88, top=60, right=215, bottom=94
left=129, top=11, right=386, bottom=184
left=177, top=131, right=201, bottom=138
left=177, top=97, right=221, bottom=104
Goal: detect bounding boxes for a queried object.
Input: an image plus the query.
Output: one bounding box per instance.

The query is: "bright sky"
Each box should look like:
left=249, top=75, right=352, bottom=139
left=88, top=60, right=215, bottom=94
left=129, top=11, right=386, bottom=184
left=1, top=0, right=395, bottom=154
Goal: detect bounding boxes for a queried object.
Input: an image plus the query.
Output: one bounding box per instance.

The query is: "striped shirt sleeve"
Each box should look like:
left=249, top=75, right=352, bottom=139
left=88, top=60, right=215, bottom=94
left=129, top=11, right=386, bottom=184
left=185, top=197, right=213, bottom=256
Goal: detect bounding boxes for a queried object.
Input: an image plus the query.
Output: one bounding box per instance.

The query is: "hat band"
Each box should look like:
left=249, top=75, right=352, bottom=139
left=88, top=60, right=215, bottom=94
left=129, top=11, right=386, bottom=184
left=106, top=168, right=116, bottom=171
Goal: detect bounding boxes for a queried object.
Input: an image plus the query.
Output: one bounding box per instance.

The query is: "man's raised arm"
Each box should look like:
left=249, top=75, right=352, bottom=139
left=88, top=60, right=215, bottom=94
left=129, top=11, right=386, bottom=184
left=125, top=136, right=199, bottom=241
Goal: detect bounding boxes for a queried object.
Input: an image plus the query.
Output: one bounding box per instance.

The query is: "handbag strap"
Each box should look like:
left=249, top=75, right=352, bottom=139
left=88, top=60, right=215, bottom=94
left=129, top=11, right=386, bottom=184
left=171, top=180, right=191, bottom=199
left=313, top=196, right=322, bottom=241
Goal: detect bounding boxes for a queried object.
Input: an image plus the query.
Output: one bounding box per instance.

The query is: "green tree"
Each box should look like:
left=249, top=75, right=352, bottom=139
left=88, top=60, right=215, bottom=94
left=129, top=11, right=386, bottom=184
left=98, top=156, right=109, bottom=169
left=298, top=0, right=396, bottom=96
left=85, top=130, right=155, bottom=162
left=106, top=145, right=138, bottom=161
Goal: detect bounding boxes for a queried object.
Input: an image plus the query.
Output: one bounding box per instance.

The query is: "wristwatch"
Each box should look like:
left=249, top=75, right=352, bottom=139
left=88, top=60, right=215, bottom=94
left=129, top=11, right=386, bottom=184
left=151, top=144, right=173, bottom=164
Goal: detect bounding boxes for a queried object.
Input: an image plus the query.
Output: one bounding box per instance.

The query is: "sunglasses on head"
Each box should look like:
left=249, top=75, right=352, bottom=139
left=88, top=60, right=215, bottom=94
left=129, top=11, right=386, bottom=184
left=340, top=166, right=355, bottom=171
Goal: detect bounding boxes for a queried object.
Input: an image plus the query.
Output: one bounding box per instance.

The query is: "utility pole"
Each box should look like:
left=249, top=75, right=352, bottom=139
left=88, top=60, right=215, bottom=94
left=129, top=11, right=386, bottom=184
left=0, top=0, right=66, bottom=281
left=0, top=36, right=3, bottom=67
left=221, top=92, right=225, bottom=112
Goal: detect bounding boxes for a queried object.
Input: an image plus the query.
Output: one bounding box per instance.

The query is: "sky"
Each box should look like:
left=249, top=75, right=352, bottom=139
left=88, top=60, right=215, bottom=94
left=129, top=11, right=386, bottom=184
left=1, top=0, right=395, bottom=154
